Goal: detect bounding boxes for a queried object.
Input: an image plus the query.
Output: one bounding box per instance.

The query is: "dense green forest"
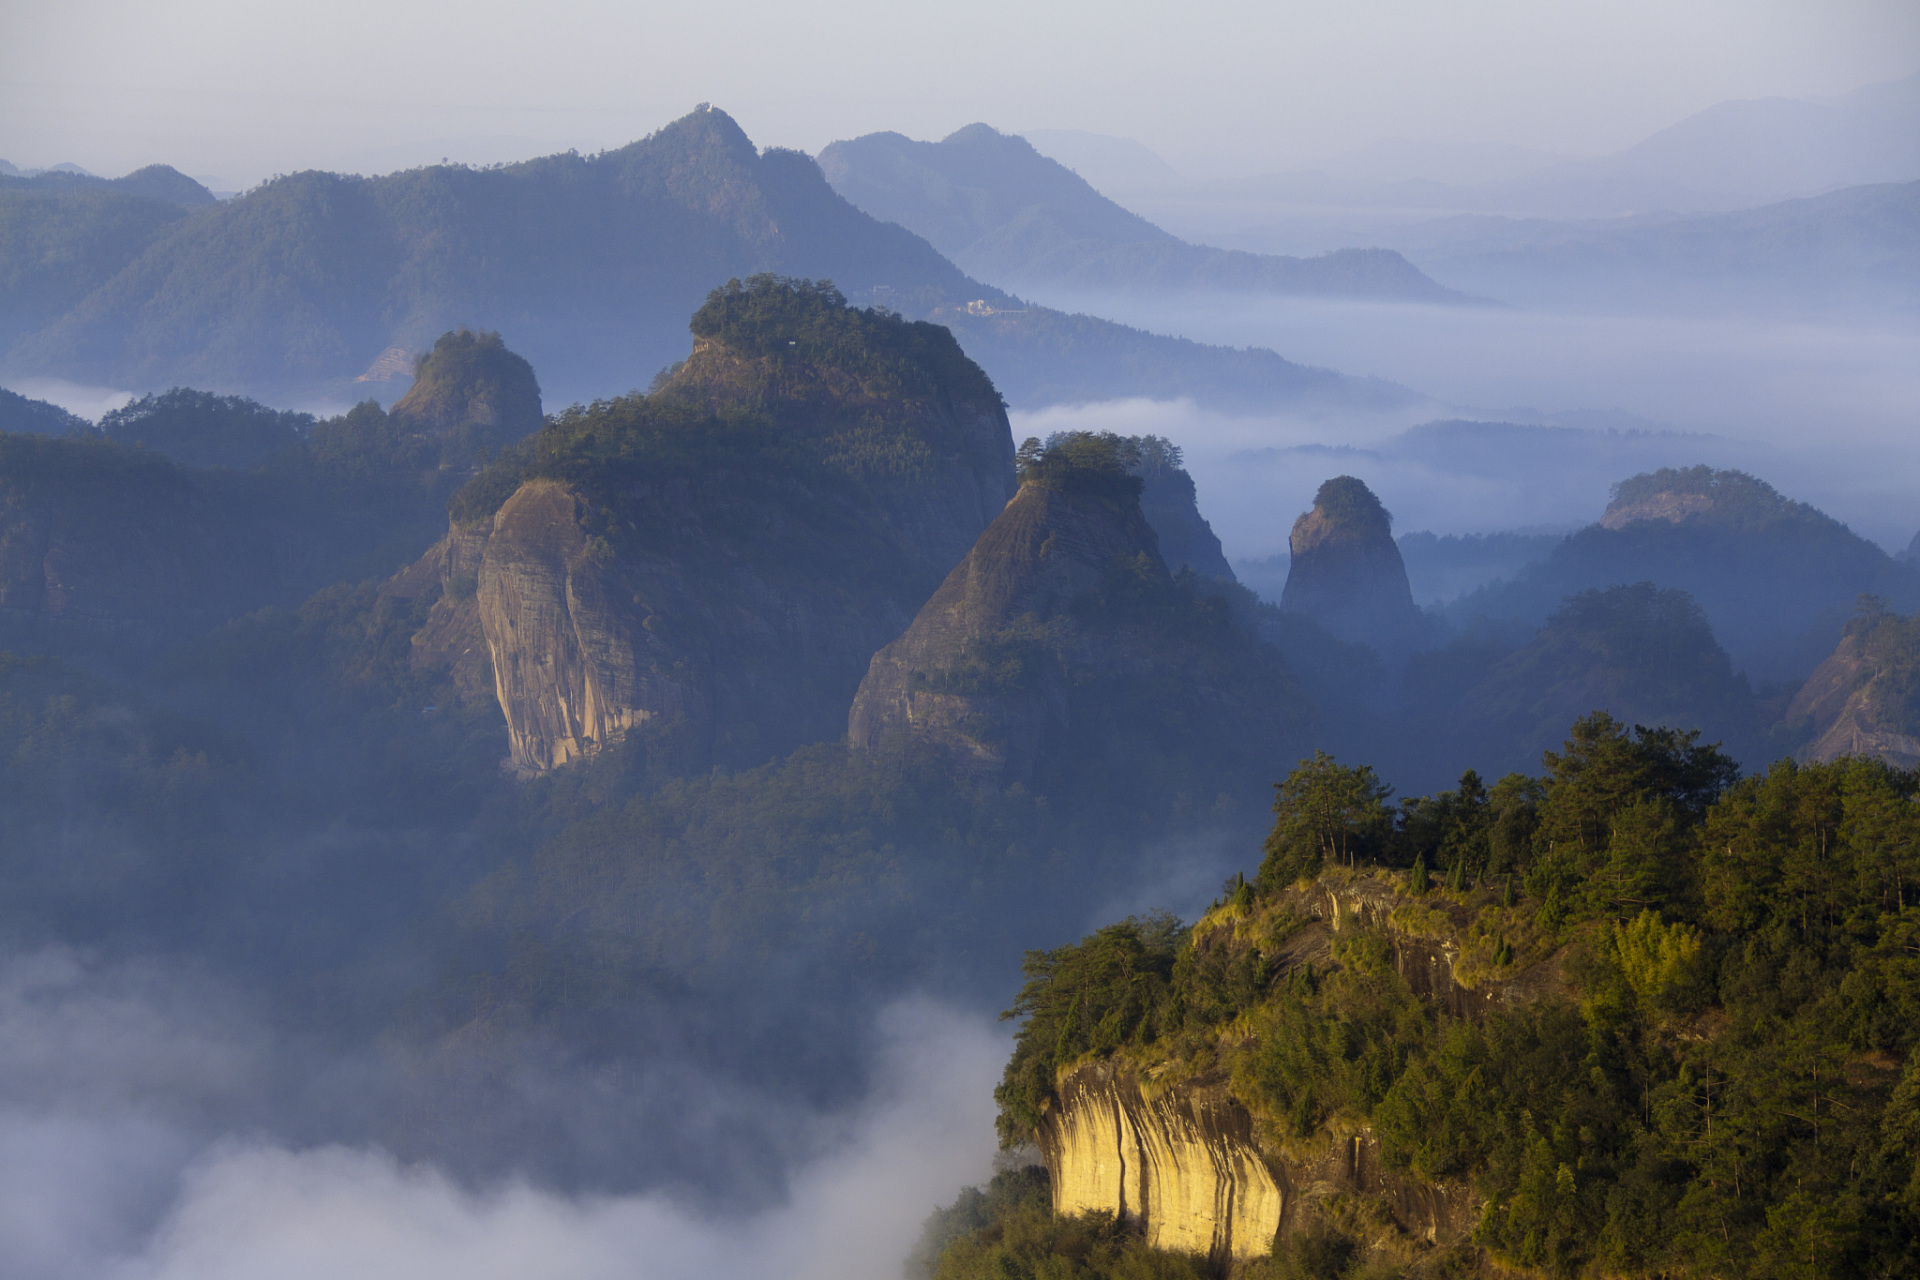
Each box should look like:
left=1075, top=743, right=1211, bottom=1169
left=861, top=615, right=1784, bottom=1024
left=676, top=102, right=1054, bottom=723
left=925, top=713, right=1920, bottom=1279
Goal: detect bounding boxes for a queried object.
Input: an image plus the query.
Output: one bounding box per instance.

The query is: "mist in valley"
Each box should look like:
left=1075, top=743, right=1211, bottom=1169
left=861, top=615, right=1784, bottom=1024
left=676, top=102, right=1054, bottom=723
left=1, top=2, right=1918, bottom=1276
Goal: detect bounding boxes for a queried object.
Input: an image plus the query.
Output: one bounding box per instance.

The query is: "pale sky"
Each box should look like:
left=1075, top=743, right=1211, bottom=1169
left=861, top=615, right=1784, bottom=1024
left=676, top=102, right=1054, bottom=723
left=2, top=0, right=1916, bottom=187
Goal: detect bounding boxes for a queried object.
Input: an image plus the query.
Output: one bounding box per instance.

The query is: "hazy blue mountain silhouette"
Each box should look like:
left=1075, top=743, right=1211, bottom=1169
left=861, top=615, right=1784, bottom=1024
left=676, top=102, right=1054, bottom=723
left=1420, top=179, right=1920, bottom=312
left=0, top=108, right=1418, bottom=413
left=818, top=124, right=1466, bottom=301
left=1454, top=467, right=1920, bottom=681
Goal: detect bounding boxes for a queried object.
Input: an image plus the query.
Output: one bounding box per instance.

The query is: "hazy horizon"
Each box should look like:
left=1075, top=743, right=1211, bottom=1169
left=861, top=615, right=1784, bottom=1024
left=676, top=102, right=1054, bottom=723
left=3, top=1, right=1915, bottom=189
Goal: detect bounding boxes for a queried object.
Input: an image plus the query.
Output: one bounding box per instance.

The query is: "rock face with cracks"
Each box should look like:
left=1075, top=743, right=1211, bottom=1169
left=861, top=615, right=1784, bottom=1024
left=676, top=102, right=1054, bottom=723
left=411, top=282, right=1020, bottom=774
left=1040, top=1063, right=1480, bottom=1266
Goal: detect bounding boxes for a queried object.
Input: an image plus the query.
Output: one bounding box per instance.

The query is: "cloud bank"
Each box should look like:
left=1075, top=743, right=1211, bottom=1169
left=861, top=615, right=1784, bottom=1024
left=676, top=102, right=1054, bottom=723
left=0, top=949, right=1006, bottom=1280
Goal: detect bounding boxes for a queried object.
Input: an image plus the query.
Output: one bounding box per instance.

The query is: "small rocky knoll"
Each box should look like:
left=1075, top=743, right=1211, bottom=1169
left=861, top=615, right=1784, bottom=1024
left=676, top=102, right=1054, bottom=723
left=1280, top=476, right=1424, bottom=660
left=389, top=328, right=543, bottom=448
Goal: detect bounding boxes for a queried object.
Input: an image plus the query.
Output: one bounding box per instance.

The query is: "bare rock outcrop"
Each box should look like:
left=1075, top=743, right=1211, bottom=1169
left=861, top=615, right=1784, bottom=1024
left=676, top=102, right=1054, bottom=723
left=476, top=482, right=687, bottom=771
left=1785, top=607, right=1920, bottom=768
left=1040, top=1062, right=1479, bottom=1266
left=1280, top=476, right=1423, bottom=658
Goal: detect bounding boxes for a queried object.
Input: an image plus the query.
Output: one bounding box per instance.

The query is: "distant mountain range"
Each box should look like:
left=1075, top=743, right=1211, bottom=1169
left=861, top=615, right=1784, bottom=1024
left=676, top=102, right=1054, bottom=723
left=1406, top=180, right=1920, bottom=312
left=0, top=109, right=1418, bottom=414
left=816, top=125, right=1466, bottom=302
left=1135, top=73, right=1920, bottom=234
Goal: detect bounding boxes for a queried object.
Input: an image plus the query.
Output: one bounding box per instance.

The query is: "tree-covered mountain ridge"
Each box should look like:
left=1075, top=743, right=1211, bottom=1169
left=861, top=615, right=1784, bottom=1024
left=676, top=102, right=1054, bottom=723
left=916, top=714, right=1920, bottom=1279
left=0, top=107, right=1421, bottom=414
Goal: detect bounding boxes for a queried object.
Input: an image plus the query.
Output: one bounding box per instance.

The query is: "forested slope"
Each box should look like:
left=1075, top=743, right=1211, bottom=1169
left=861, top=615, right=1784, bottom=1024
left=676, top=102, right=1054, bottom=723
left=924, top=714, right=1920, bottom=1278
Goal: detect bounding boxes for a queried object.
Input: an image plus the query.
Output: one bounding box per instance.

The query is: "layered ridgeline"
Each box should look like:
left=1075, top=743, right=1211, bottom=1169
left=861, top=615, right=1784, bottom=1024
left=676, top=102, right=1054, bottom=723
left=1457, top=466, right=1919, bottom=682
left=817, top=125, right=1466, bottom=302
left=0, top=107, right=1416, bottom=415
left=848, top=431, right=1308, bottom=790
left=0, top=331, right=537, bottom=668
left=918, top=714, right=1920, bottom=1279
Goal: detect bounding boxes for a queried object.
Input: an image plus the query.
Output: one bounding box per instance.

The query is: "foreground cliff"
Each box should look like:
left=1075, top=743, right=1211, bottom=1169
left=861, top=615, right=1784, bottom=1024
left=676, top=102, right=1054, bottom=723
left=1024, top=871, right=1545, bottom=1268
left=914, top=714, right=1920, bottom=1278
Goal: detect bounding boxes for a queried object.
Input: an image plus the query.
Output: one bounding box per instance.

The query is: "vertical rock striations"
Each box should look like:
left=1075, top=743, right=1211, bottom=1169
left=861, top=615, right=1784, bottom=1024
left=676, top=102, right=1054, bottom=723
left=1281, top=476, right=1423, bottom=658
left=440, top=277, right=1018, bottom=774
left=1040, top=1062, right=1284, bottom=1263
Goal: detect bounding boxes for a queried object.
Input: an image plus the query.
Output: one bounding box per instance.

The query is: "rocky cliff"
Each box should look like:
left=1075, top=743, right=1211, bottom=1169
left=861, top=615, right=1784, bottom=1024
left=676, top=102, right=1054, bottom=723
left=1040, top=1063, right=1478, bottom=1267
left=1785, top=606, right=1920, bottom=767
left=1280, top=476, right=1424, bottom=658
left=1040, top=1062, right=1284, bottom=1262
left=1029, top=871, right=1544, bottom=1268
left=848, top=432, right=1308, bottom=784
left=1131, top=436, right=1235, bottom=582
left=430, top=277, right=1018, bottom=774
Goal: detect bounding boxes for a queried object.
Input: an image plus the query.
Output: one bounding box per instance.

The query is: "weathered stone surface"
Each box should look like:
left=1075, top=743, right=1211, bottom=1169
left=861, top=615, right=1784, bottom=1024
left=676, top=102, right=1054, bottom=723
left=445, top=316, right=1020, bottom=774
left=1786, top=613, right=1920, bottom=768
left=1040, top=1060, right=1480, bottom=1267
left=1034, top=875, right=1571, bottom=1268
left=1280, top=476, right=1422, bottom=657
left=1042, top=1062, right=1283, bottom=1262
left=476, top=481, right=695, bottom=772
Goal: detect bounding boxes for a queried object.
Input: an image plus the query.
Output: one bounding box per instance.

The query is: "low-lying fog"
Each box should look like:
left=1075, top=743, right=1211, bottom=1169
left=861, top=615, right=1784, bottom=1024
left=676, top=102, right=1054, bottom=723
left=1009, top=292, right=1920, bottom=570
left=0, top=948, right=1006, bottom=1280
